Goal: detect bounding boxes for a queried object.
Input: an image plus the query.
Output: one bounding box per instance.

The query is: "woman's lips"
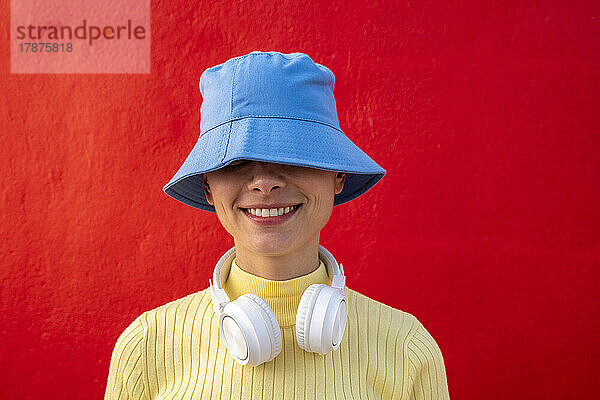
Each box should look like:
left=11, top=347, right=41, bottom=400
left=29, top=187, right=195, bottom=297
left=241, top=204, right=302, bottom=225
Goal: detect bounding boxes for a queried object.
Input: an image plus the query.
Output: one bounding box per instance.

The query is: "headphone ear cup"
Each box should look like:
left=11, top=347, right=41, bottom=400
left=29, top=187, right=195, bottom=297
left=242, top=293, right=283, bottom=358
left=219, top=293, right=282, bottom=366
left=296, top=284, right=322, bottom=351
left=296, top=284, right=348, bottom=354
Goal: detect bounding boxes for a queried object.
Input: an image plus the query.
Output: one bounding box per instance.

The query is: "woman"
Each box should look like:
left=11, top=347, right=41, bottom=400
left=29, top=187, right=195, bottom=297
left=106, top=51, right=450, bottom=399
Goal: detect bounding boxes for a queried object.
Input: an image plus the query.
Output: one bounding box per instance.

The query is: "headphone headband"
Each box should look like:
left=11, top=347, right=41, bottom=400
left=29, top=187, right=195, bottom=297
left=210, top=246, right=345, bottom=316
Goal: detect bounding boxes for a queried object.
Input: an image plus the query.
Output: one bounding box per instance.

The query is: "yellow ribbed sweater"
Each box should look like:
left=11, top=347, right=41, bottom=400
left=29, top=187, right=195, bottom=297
left=105, top=259, right=449, bottom=399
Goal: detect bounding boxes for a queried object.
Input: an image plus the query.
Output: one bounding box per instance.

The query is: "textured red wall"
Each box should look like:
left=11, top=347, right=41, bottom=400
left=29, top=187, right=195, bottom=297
left=1, top=1, right=599, bottom=399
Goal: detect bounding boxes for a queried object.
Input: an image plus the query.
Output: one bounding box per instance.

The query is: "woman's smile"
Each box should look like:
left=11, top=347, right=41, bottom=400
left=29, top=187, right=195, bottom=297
left=241, top=204, right=303, bottom=225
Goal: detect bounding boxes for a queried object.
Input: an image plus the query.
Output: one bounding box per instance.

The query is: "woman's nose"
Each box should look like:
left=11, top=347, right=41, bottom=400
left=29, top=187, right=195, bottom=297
left=246, top=162, right=286, bottom=194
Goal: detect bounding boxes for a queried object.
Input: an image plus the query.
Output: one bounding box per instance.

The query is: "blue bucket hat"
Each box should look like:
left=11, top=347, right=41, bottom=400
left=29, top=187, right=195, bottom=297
left=163, top=51, right=386, bottom=212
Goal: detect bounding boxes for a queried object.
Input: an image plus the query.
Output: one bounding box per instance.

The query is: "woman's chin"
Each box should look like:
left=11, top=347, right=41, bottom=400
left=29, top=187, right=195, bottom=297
left=243, top=235, right=298, bottom=256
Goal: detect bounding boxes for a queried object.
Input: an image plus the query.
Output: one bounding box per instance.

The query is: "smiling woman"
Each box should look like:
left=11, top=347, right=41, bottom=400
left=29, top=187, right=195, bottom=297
left=105, top=51, right=450, bottom=399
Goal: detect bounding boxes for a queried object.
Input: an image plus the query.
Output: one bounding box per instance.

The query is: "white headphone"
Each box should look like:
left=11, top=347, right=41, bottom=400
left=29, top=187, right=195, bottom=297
left=210, top=246, right=348, bottom=366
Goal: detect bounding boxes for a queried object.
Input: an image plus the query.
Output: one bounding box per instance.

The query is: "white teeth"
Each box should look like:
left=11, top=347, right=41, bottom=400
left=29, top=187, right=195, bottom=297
left=247, top=205, right=298, bottom=218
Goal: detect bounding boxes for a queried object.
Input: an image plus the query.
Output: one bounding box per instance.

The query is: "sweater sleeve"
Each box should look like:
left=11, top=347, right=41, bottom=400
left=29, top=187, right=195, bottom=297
left=406, top=319, right=450, bottom=400
left=105, top=315, right=147, bottom=400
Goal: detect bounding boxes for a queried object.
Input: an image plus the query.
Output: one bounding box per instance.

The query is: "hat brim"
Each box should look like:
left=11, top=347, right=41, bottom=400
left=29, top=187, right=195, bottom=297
left=163, top=117, right=385, bottom=212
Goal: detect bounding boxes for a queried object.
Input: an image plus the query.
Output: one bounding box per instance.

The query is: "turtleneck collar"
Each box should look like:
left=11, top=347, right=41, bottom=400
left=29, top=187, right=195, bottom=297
left=222, top=258, right=330, bottom=327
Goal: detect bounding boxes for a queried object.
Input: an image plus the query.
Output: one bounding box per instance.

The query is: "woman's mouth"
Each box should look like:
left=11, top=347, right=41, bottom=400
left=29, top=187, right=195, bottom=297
left=240, top=204, right=302, bottom=225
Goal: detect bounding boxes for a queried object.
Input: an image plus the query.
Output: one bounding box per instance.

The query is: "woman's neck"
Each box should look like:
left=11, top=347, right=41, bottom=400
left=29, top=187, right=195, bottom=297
left=232, top=240, right=321, bottom=281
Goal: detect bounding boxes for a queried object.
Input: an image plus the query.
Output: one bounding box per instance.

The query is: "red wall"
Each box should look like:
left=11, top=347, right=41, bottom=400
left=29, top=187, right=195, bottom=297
left=1, top=1, right=599, bottom=399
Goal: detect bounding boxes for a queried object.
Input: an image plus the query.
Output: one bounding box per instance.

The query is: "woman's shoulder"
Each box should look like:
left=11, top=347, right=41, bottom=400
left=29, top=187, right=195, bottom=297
left=106, top=288, right=215, bottom=398
left=138, top=287, right=214, bottom=328
left=146, top=287, right=212, bottom=314
left=345, top=286, right=439, bottom=346
left=345, top=288, right=450, bottom=398
left=346, top=286, right=418, bottom=323
left=113, top=287, right=213, bottom=341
